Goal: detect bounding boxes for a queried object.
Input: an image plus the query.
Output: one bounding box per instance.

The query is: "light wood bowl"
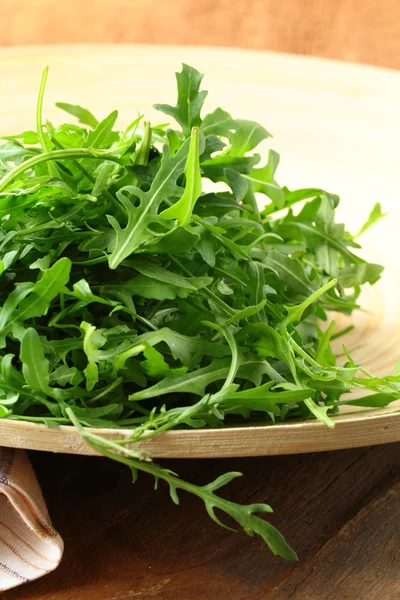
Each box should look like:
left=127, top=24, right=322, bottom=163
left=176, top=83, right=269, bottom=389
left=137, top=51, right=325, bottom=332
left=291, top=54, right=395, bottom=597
left=1, top=45, right=399, bottom=457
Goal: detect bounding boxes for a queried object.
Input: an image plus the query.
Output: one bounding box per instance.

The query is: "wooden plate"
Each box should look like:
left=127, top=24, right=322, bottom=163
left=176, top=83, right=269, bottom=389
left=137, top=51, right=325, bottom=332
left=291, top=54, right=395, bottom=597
left=1, top=45, right=400, bottom=457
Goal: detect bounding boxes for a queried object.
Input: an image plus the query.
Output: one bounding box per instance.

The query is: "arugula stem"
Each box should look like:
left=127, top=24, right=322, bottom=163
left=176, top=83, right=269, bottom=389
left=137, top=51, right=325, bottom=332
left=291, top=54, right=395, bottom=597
left=290, top=337, right=358, bottom=374
left=282, top=279, right=337, bottom=326
left=87, top=377, right=124, bottom=403
left=243, top=188, right=261, bottom=221
left=9, top=415, right=70, bottom=424
left=135, top=121, right=152, bottom=166
left=316, top=320, right=336, bottom=364
left=203, top=322, right=239, bottom=390
left=246, top=232, right=282, bottom=252
left=36, top=67, right=58, bottom=179
left=65, top=407, right=296, bottom=560
left=330, top=324, right=355, bottom=341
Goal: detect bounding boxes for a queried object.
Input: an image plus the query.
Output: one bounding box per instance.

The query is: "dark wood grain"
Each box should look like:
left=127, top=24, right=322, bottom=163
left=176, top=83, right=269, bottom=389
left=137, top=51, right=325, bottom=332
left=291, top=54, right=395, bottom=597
left=1, top=444, right=399, bottom=600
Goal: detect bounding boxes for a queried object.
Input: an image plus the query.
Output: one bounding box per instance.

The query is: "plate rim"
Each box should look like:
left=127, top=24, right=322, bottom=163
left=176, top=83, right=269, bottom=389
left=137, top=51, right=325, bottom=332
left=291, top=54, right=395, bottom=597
left=1, top=408, right=399, bottom=458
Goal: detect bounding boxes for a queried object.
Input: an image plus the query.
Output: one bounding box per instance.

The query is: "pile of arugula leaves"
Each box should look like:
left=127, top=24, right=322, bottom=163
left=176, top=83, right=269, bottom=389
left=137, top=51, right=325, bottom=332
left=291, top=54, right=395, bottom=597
left=0, top=64, right=397, bottom=559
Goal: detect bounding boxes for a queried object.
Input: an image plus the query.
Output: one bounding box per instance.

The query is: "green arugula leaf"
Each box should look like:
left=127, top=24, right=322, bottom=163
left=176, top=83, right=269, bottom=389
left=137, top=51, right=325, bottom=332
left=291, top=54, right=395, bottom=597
left=0, top=258, right=71, bottom=332
left=243, top=149, right=284, bottom=207
left=224, top=383, right=314, bottom=412
left=140, top=345, right=187, bottom=379
left=85, top=110, right=118, bottom=149
left=154, top=64, right=208, bottom=137
left=125, top=275, right=196, bottom=301
left=20, top=328, right=53, bottom=397
left=92, top=162, right=116, bottom=197
left=142, top=226, right=200, bottom=255
left=337, top=263, right=383, bottom=287
left=201, top=154, right=259, bottom=181
left=129, top=360, right=230, bottom=400
left=283, top=279, right=337, bottom=325
left=56, top=102, right=99, bottom=128
left=161, top=127, right=202, bottom=225
left=201, top=108, right=270, bottom=156
left=107, top=140, right=191, bottom=268
left=304, top=397, right=335, bottom=428
left=263, top=249, right=318, bottom=296
left=223, top=301, right=267, bottom=325
left=49, top=365, right=84, bottom=387
left=225, top=169, right=249, bottom=202
left=354, top=202, right=386, bottom=238
left=228, top=119, right=271, bottom=156
left=343, top=393, right=399, bottom=408
left=127, top=256, right=198, bottom=290
left=0, top=140, right=38, bottom=170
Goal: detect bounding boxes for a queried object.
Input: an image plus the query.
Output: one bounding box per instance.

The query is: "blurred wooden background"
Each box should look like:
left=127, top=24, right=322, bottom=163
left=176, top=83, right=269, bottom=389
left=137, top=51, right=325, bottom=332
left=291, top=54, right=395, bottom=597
left=1, top=0, right=400, bottom=69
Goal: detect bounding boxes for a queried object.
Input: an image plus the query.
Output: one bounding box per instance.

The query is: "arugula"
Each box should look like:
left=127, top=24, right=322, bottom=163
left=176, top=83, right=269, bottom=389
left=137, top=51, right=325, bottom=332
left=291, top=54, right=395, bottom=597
left=107, top=139, right=193, bottom=268
left=160, top=127, right=202, bottom=225
left=154, top=64, right=208, bottom=137
left=0, top=64, right=395, bottom=560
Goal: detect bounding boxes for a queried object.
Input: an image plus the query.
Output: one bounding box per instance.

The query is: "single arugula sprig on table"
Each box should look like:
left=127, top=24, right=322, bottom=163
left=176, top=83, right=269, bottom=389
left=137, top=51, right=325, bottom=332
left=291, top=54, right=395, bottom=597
left=0, top=64, right=395, bottom=560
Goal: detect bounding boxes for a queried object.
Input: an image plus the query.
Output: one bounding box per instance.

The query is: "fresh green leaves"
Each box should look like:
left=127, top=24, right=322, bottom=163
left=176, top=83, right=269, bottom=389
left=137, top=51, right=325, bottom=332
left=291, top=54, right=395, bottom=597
left=81, top=321, right=107, bottom=390
left=161, top=127, right=202, bottom=225
left=55, top=102, right=99, bottom=128
left=354, top=202, right=386, bottom=238
left=20, top=328, right=51, bottom=395
left=337, top=263, right=383, bottom=287
left=244, top=149, right=284, bottom=207
left=107, top=139, right=191, bottom=268
left=201, top=108, right=270, bottom=156
left=0, top=258, right=71, bottom=332
left=0, top=63, right=394, bottom=560
left=263, top=250, right=318, bottom=296
left=154, top=64, right=208, bottom=137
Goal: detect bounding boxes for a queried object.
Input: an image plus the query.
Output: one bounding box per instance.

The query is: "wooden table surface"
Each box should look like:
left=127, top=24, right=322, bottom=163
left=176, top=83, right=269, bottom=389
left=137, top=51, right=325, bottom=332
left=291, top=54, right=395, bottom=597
left=1, top=444, right=399, bottom=600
